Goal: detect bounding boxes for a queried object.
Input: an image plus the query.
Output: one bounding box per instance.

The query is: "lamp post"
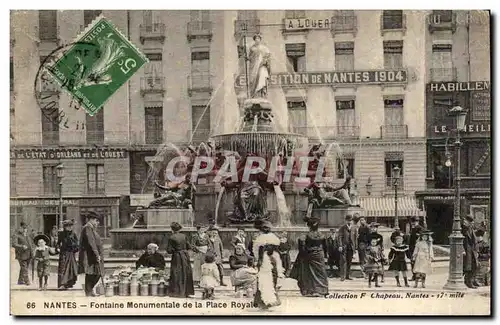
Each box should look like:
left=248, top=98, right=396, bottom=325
left=443, top=106, right=468, bottom=290
left=392, top=165, right=401, bottom=230
left=56, top=163, right=65, bottom=229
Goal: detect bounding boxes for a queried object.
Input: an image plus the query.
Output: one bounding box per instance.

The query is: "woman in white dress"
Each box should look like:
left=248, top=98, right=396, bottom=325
left=252, top=220, right=284, bottom=309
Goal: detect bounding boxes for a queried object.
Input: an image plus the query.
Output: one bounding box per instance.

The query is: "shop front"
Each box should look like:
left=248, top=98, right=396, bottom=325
left=10, top=197, right=121, bottom=240
left=359, top=196, right=424, bottom=231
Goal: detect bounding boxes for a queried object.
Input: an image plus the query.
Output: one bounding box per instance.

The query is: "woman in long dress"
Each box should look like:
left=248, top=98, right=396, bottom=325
left=248, top=33, right=271, bottom=98
left=167, top=222, right=195, bottom=297
left=57, top=220, right=79, bottom=290
left=290, top=216, right=329, bottom=297
left=252, top=220, right=284, bottom=309
left=191, top=225, right=209, bottom=287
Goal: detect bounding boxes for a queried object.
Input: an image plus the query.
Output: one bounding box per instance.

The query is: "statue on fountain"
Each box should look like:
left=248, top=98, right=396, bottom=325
left=147, top=161, right=195, bottom=209
left=304, top=175, right=355, bottom=209
left=230, top=181, right=269, bottom=223
left=248, top=33, right=271, bottom=99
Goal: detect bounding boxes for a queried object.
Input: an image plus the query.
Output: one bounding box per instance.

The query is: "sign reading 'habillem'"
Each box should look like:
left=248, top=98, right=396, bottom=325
left=235, top=70, right=407, bottom=87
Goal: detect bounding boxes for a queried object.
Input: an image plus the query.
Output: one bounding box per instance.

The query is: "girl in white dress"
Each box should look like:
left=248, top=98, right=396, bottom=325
left=200, top=253, right=220, bottom=300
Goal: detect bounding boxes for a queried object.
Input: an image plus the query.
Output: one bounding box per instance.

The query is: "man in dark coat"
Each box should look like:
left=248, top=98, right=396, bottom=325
left=78, top=212, right=104, bottom=296
left=357, top=217, right=370, bottom=277
left=12, top=222, right=34, bottom=285
left=462, top=215, right=479, bottom=289
left=326, top=228, right=339, bottom=277
left=408, top=216, right=423, bottom=280
left=337, top=215, right=354, bottom=281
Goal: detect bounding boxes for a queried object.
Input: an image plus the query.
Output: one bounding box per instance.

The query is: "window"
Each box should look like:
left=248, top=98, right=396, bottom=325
left=43, top=165, right=58, bottom=195
left=383, top=41, right=403, bottom=69
left=286, top=43, right=306, bottom=73
left=190, top=10, right=210, bottom=30
left=335, top=42, right=354, bottom=71
left=80, top=207, right=111, bottom=238
left=384, top=97, right=404, bottom=125
left=287, top=101, right=307, bottom=135
left=433, top=10, right=453, bottom=23
left=38, top=10, right=57, bottom=41
left=470, top=142, right=491, bottom=176
left=10, top=58, right=13, bottom=91
left=285, top=10, right=306, bottom=19
left=337, top=158, right=355, bottom=178
left=382, top=10, right=403, bottom=30
left=430, top=146, right=453, bottom=188
left=191, top=51, right=210, bottom=88
left=332, top=10, right=356, bottom=32
left=431, top=44, right=453, bottom=81
left=10, top=163, right=16, bottom=196
left=191, top=105, right=211, bottom=142
left=10, top=206, right=23, bottom=232
left=336, top=98, right=357, bottom=136
left=42, top=112, right=59, bottom=145
left=144, top=53, right=163, bottom=76
left=385, top=152, right=404, bottom=189
left=87, top=164, right=105, bottom=194
left=86, top=109, right=104, bottom=144
left=145, top=107, right=163, bottom=144
left=84, top=10, right=102, bottom=26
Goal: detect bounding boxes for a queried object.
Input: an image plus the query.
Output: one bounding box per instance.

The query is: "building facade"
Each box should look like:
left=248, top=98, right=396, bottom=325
left=416, top=10, right=491, bottom=244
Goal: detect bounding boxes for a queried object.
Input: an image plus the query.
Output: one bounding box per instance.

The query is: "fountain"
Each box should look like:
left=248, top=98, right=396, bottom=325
left=110, top=33, right=363, bottom=254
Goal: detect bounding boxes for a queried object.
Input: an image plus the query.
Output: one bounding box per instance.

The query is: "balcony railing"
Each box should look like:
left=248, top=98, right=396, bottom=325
left=234, top=19, right=260, bottom=39
left=430, top=68, right=457, bottom=82
left=86, top=130, right=105, bottom=145
left=139, top=23, right=166, bottom=44
left=331, top=15, right=357, bottom=35
left=336, top=125, right=360, bottom=139
left=187, top=21, right=213, bottom=42
left=428, top=11, right=457, bottom=34
left=188, top=129, right=212, bottom=144
left=385, top=176, right=405, bottom=190
left=187, top=73, right=213, bottom=96
left=380, top=125, right=408, bottom=139
left=42, top=131, right=59, bottom=146
left=140, top=76, right=166, bottom=96
left=380, top=13, right=407, bottom=34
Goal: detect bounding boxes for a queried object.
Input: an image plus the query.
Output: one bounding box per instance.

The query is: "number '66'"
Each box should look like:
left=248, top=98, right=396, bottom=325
left=118, top=58, right=137, bottom=75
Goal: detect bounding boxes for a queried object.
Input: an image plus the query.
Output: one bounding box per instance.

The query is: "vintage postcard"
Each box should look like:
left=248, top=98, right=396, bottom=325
left=10, top=9, right=491, bottom=316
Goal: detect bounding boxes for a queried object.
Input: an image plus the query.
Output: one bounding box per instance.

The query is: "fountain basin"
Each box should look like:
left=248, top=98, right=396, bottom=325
left=311, top=206, right=364, bottom=228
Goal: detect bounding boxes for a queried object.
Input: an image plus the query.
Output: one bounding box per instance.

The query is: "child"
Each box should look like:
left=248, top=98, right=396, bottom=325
left=200, top=253, right=220, bottom=300
left=412, top=230, right=434, bottom=288
left=278, top=232, right=291, bottom=276
left=476, top=229, right=490, bottom=286
left=388, top=232, right=410, bottom=287
left=326, top=228, right=339, bottom=278
left=365, top=236, right=386, bottom=288
left=34, top=234, right=58, bottom=291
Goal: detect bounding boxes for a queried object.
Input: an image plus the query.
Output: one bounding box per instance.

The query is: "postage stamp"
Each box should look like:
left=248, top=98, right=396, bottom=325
left=10, top=9, right=491, bottom=317
left=44, top=16, right=148, bottom=116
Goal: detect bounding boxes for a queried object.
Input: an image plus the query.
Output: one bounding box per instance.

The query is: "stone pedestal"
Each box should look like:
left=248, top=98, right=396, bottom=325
left=311, top=206, right=364, bottom=228
left=141, top=209, right=194, bottom=228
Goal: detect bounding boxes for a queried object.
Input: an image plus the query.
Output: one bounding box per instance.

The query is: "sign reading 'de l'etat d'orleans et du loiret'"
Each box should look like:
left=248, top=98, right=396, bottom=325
left=235, top=70, right=407, bottom=88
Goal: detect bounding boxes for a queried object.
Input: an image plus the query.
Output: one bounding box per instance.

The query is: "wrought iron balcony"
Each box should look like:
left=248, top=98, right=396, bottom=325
left=428, top=11, right=457, bottom=34
left=234, top=19, right=260, bottom=39
left=139, top=23, right=166, bottom=44
left=188, top=128, right=211, bottom=144
left=331, top=14, right=357, bottom=35
left=430, top=68, right=457, bottom=82
left=385, top=176, right=405, bottom=190
left=42, top=131, right=59, bottom=146
left=86, top=131, right=105, bottom=145
left=380, top=125, right=409, bottom=139
left=187, top=21, right=213, bottom=42
left=187, top=73, right=213, bottom=96
left=380, top=12, right=407, bottom=34
left=336, top=125, right=360, bottom=139
left=140, top=76, right=166, bottom=96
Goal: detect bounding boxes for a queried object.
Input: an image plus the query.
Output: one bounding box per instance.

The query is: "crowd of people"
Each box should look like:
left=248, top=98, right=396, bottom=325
left=12, top=210, right=490, bottom=307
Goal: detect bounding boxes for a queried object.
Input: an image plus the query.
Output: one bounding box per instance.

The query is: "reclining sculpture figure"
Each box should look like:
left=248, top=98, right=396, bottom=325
left=304, top=175, right=354, bottom=209
left=147, top=177, right=194, bottom=209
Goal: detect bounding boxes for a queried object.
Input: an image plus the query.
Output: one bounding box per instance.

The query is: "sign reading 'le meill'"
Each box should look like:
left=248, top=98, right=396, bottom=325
left=235, top=70, right=407, bottom=87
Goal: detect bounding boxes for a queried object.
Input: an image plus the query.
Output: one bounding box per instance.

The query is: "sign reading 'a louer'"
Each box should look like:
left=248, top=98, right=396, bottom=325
left=11, top=148, right=128, bottom=160
left=284, top=18, right=332, bottom=31
left=235, top=70, right=407, bottom=87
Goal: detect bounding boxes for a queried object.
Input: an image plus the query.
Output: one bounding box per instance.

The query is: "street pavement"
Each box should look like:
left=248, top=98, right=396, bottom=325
left=10, top=257, right=490, bottom=316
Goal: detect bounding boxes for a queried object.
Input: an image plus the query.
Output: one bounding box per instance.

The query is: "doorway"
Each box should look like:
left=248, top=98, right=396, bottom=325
left=43, top=214, right=57, bottom=236
left=426, top=203, right=453, bottom=245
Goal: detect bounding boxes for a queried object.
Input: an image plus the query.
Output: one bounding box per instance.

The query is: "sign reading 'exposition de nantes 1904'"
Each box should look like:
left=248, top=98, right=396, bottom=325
left=235, top=70, right=407, bottom=87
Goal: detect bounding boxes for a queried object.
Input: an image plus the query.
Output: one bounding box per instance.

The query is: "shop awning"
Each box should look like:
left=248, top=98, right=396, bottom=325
left=360, top=196, right=423, bottom=218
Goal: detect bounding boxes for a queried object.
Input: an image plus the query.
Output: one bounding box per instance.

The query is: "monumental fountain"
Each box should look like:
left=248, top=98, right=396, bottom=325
left=110, top=34, right=363, bottom=255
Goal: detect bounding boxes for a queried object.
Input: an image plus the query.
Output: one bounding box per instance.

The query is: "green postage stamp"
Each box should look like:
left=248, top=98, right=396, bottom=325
left=45, top=16, right=148, bottom=116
